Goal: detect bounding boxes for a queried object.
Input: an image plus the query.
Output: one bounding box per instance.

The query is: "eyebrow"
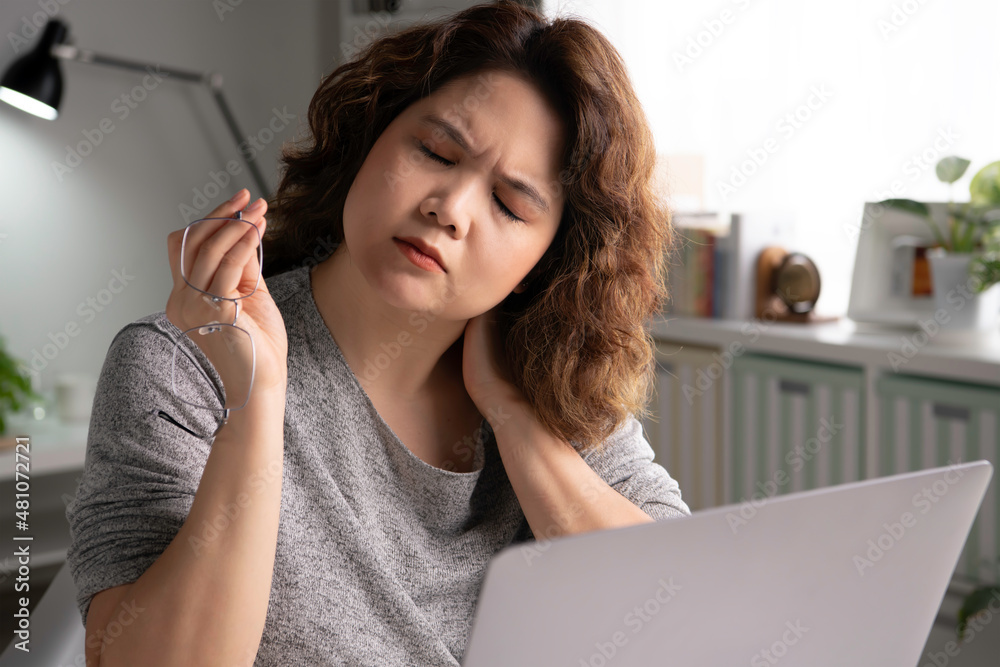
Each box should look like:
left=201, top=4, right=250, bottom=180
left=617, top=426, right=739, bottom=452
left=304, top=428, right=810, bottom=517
left=418, top=113, right=551, bottom=215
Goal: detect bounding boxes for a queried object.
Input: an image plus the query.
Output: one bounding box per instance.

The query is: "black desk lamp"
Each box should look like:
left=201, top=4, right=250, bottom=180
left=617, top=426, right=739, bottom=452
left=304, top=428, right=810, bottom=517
left=0, top=18, right=270, bottom=198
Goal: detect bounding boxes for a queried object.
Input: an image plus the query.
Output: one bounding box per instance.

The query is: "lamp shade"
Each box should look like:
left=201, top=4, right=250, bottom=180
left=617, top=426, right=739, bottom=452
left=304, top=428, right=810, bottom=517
left=0, top=19, right=68, bottom=120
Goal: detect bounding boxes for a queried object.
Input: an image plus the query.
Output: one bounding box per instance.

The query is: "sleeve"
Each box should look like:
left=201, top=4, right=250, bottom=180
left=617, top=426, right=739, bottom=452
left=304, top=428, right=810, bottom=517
left=64, top=314, right=224, bottom=626
left=580, top=413, right=692, bottom=521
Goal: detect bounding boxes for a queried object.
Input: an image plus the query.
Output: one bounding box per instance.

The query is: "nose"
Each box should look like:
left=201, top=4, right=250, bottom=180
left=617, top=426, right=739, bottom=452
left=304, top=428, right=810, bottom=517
left=419, top=175, right=479, bottom=237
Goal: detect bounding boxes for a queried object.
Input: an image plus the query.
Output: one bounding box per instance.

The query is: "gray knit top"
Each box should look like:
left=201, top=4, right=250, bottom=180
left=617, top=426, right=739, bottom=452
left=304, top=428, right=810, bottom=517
left=64, top=263, right=691, bottom=666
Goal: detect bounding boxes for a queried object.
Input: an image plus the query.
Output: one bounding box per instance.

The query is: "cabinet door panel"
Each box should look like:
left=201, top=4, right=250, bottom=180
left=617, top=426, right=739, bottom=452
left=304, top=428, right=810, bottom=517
left=642, top=342, right=724, bottom=511
left=877, top=374, right=1000, bottom=585
left=730, top=353, right=865, bottom=505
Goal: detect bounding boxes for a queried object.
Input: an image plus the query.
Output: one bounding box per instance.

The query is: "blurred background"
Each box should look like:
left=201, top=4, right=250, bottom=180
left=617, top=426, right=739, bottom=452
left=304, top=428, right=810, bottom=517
left=0, top=0, right=998, bottom=663
left=1, top=0, right=997, bottom=401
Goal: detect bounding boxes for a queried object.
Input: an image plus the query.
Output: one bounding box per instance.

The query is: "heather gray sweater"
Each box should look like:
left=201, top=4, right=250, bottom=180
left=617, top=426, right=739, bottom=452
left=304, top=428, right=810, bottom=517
left=64, top=263, right=691, bottom=666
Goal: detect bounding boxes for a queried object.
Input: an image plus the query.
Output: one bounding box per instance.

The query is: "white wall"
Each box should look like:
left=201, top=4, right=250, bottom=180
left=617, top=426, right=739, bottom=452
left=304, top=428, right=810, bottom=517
left=542, top=0, right=1000, bottom=319
left=4, top=0, right=997, bottom=399
left=0, top=0, right=331, bottom=397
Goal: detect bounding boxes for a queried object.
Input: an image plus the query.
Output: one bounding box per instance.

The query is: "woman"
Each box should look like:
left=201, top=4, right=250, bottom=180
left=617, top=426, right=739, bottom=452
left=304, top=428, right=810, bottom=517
left=65, top=2, right=690, bottom=665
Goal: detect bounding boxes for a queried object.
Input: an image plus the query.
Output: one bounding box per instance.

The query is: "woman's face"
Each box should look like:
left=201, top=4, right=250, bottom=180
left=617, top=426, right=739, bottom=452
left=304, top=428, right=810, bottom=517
left=340, top=68, right=567, bottom=320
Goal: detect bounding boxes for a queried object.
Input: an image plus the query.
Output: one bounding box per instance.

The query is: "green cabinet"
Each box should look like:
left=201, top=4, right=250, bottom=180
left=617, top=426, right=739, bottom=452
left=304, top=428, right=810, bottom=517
left=877, top=373, right=1000, bottom=584
left=729, top=353, right=865, bottom=505
left=643, top=341, right=724, bottom=512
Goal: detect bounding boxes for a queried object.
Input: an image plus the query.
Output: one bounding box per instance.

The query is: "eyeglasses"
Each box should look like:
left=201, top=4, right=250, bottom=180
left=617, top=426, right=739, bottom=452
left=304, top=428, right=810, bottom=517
left=155, top=210, right=262, bottom=440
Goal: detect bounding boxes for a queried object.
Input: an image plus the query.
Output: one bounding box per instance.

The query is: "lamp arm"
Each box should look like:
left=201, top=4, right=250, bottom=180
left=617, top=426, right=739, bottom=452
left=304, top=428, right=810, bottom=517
left=206, top=79, right=271, bottom=200
left=50, top=44, right=271, bottom=198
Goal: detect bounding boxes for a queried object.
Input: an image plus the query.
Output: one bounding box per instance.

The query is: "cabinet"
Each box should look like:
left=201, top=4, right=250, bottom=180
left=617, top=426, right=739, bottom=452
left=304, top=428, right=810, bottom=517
left=876, top=373, right=1000, bottom=584
left=643, top=341, right=724, bottom=512
left=648, top=314, right=1000, bottom=588
left=729, top=353, right=865, bottom=504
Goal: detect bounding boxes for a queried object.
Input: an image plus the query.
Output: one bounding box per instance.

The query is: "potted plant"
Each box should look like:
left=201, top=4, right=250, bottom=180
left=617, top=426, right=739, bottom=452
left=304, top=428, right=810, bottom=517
left=0, top=334, right=42, bottom=438
left=956, top=557, right=1000, bottom=644
left=880, top=157, right=1000, bottom=331
left=882, top=161, right=1000, bottom=640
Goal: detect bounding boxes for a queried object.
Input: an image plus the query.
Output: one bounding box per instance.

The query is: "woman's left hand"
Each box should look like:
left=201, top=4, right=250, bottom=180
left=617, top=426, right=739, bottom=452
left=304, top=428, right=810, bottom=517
left=462, top=305, right=526, bottom=413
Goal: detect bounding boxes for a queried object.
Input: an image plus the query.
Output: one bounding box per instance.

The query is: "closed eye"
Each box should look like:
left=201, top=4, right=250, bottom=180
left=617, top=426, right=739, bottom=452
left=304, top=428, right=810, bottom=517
left=415, top=142, right=525, bottom=224
left=417, top=142, right=453, bottom=167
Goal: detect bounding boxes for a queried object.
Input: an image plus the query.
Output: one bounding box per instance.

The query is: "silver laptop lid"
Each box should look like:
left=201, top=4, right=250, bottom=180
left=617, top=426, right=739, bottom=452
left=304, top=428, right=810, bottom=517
left=462, top=460, right=993, bottom=667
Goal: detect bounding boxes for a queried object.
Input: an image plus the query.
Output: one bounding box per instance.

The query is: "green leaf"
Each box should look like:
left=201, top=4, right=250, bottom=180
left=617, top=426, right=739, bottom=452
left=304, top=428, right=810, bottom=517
left=957, top=222, right=977, bottom=253
left=948, top=205, right=980, bottom=253
left=970, top=161, right=1000, bottom=206
left=879, top=199, right=947, bottom=247
left=0, top=336, right=42, bottom=436
left=879, top=198, right=929, bottom=218
left=982, top=221, right=1000, bottom=253
left=970, top=255, right=1000, bottom=293
left=958, top=586, right=1000, bottom=641
left=936, top=156, right=971, bottom=184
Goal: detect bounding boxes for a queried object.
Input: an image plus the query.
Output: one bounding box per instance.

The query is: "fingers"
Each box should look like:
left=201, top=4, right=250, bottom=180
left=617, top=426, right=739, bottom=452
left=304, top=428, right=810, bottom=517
left=205, top=217, right=266, bottom=299
left=174, top=189, right=268, bottom=299
left=186, top=214, right=265, bottom=298
left=169, top=188, right=249, bottom=286
left=226, top=187, right=250, bottom=214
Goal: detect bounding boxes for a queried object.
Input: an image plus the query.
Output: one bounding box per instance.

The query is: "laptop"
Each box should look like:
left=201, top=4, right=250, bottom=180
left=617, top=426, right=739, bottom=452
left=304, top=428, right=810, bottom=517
left=462, top=460, right=994, bottom=667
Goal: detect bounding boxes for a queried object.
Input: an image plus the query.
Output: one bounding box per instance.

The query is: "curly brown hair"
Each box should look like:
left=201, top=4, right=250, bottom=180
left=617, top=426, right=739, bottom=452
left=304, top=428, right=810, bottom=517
left=261, top=0, right=674, bottom=454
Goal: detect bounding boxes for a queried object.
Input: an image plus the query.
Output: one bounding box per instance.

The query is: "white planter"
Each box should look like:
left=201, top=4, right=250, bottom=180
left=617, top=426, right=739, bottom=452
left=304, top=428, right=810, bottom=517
left=926, top=249, right=1000, bottom=332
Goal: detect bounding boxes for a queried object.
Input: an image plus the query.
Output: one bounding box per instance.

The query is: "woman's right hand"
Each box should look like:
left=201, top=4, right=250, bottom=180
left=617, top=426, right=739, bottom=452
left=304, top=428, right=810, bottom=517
left=166, top=188, right=288, bottom=404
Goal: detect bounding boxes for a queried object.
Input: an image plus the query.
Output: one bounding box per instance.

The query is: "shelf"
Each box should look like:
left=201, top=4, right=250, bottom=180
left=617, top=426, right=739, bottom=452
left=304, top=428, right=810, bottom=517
left=650, top=315, right=1000, bottom=387
left=0, top=413, right=88, bottom=481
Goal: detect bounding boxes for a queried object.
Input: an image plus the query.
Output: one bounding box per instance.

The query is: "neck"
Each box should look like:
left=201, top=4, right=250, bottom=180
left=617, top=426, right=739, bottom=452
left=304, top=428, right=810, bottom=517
left=309, top=245, right=469, bottom=401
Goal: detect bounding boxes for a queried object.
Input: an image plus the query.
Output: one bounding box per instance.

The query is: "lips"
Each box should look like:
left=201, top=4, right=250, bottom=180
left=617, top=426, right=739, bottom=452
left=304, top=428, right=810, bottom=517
left=395, top=236, right=446, bottom=272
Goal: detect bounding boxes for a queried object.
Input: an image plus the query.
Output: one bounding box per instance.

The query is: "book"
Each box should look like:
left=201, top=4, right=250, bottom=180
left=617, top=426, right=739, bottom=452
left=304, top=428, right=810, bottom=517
left=666, top=212, right=728, bottom=318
